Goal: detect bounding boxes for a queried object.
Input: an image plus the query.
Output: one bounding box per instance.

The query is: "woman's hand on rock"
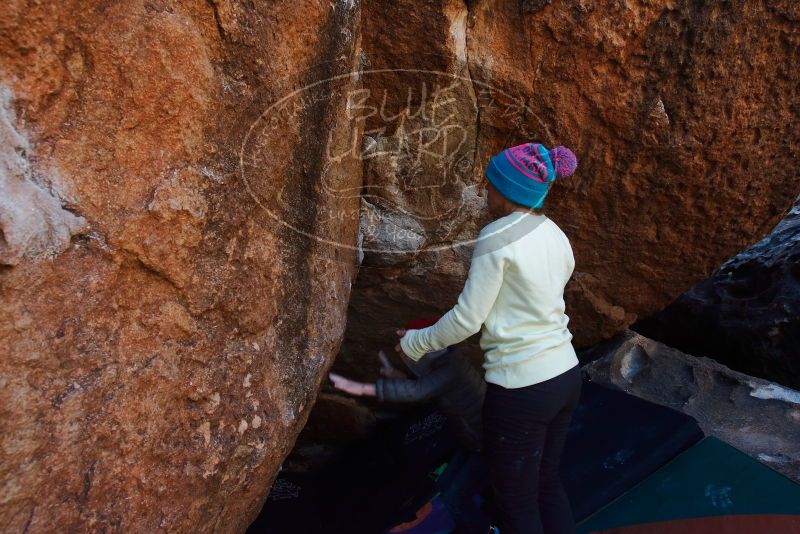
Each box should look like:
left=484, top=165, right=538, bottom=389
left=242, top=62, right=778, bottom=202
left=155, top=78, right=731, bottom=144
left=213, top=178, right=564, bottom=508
left=394, top=329, right=408, bottom=356
left=329, top=373, right=376, bottom=397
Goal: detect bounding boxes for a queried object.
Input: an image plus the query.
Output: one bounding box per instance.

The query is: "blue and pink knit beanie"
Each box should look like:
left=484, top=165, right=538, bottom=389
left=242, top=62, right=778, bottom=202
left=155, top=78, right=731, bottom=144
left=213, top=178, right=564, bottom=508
left=485, top=143, right=578, bottom=209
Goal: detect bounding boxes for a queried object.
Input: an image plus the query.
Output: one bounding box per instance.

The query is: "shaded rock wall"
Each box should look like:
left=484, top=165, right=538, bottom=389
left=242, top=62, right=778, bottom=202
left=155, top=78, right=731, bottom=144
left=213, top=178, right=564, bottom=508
left=634, top=195, right=800, bottom=388
left=0, top=1, right=362, bottom=532
left=340, top=0, right=800, bottom=379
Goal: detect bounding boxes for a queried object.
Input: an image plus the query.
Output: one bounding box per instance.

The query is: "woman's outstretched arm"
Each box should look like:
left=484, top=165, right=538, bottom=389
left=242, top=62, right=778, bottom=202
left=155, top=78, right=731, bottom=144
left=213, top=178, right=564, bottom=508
left=399, top=233, right=510, bottom=361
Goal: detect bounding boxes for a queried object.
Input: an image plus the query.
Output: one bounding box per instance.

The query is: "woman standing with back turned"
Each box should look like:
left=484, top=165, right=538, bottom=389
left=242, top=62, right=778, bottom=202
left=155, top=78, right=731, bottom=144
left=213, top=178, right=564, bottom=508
left=397, top=142, right=582, bottom=534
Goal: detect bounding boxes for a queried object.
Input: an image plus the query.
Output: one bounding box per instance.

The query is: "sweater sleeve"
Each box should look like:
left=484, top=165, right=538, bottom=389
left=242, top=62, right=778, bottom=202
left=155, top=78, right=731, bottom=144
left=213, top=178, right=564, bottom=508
left=375, top=366, right=452, bottom=403
left=400, top=230, right=510, bottom=361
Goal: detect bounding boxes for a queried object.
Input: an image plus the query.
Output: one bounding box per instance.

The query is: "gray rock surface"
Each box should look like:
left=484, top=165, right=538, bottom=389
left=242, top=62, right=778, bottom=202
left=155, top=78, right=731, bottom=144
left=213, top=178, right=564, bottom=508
left=584, top=330, right=800, bottom=483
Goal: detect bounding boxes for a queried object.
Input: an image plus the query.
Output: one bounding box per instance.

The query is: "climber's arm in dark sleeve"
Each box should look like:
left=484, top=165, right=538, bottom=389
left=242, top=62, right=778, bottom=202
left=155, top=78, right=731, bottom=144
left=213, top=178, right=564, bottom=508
left=376, top=366, right=451, bottom=403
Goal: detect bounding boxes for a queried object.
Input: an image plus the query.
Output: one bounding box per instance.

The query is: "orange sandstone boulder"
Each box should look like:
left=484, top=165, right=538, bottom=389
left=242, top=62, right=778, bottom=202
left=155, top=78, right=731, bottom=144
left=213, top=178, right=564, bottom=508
left=0, top=0, right=362, bottom=531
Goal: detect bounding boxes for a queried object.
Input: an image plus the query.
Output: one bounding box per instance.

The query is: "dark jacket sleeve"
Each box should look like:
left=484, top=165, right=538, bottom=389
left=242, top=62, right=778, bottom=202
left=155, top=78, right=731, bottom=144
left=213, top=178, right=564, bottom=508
left=376, top=366, right=452, bottom=403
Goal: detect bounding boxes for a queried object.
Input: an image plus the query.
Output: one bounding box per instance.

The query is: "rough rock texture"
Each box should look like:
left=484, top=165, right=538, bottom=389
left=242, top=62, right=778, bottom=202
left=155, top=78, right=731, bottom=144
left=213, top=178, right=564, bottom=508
left=0, top=1, right=362, bottom=532
left=583, top=330, right=800, bottom=483
left=339, top=0, right=800, bottom=379
left=634, top=195, right=800, bottom=389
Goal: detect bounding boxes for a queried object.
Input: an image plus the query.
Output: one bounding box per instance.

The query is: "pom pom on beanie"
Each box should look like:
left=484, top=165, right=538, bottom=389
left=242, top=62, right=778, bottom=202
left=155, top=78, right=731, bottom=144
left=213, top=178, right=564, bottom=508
left=549, top=146, right=578, bottom=178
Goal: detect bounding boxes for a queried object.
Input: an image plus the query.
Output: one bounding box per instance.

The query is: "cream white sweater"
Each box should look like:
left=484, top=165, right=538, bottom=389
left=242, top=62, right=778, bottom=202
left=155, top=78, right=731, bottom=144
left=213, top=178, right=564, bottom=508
left=400, top=211, right=579, bottom=388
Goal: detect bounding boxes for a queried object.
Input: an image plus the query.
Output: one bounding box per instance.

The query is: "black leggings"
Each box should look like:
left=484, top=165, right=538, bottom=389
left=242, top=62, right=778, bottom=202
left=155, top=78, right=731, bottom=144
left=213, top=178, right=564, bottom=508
left=482, top=364, right=582, bottom=534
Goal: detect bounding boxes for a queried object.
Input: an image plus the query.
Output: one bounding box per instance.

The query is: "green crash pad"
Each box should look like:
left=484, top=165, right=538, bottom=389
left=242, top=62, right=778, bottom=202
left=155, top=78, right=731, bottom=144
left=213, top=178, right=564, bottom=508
left=578, top=436, right=800, bottom=534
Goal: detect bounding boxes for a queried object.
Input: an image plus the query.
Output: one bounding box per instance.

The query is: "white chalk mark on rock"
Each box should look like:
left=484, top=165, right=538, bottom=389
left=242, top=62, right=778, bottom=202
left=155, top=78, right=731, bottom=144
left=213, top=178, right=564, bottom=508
left=748, top=382, right=800, bottom=405
left=0, top=85, right=87, bottom=265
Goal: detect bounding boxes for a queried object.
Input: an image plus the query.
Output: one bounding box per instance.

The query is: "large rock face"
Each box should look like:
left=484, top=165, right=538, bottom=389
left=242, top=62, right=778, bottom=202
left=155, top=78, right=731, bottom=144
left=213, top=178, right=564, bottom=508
left=0, top=1, right=362, bottom=532
left=634, top=196, right=800, bottom=389
left=339, top=0, right=800, bottom=379
left=2, top=0, right=799, bottom=531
